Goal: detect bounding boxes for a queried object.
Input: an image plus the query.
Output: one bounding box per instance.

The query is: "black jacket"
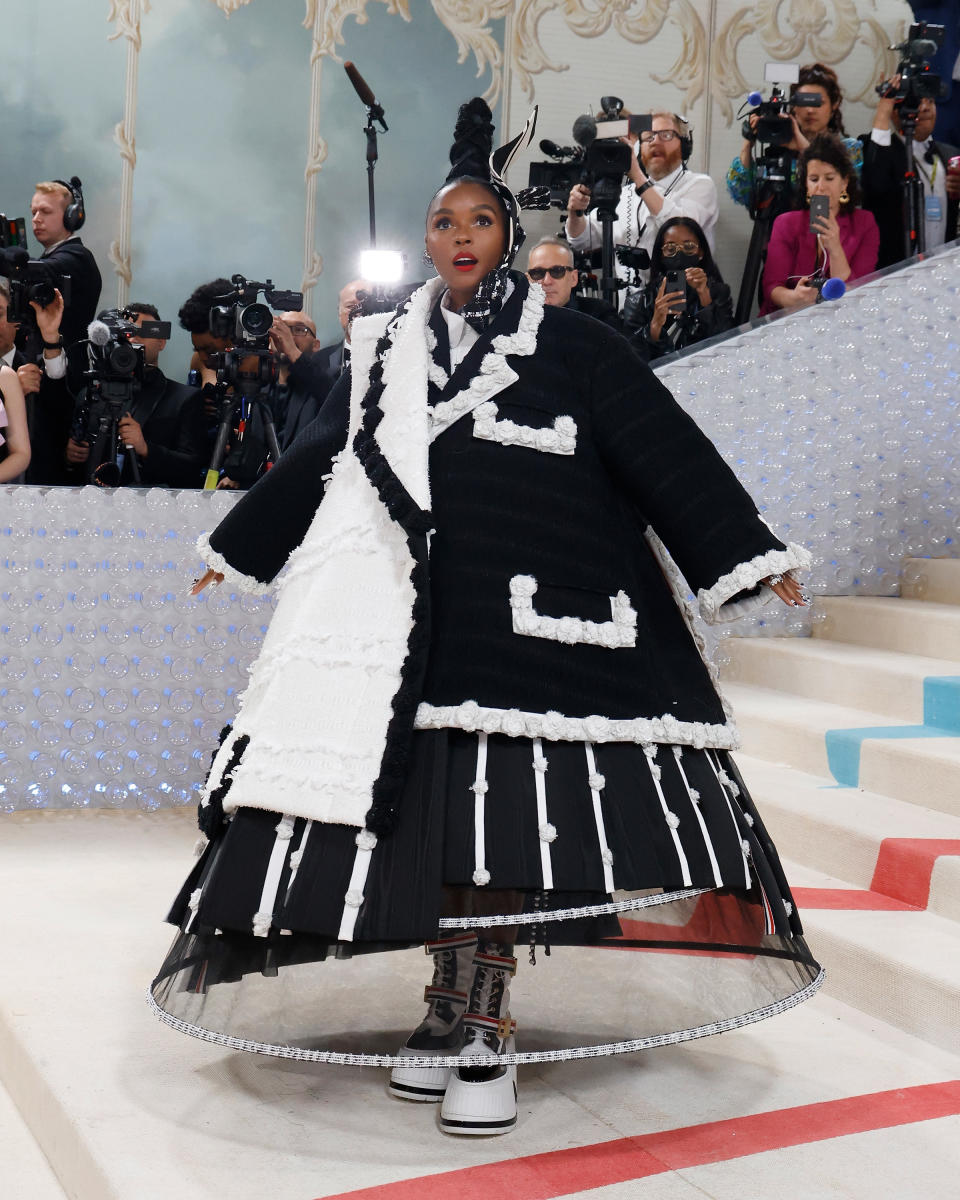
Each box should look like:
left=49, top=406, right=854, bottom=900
left=71, top=367, right=206, bottom=488
left=203, top=277, right=806, bottom=742
left=40, top=237, right=103, bottom=347
left=860, top=133, right=960, bottom=268
left=564, top=293, right=622, bottom=332
left=273, top=350, right=334, bottom=452
left=623, top=276, right=735, bottom=363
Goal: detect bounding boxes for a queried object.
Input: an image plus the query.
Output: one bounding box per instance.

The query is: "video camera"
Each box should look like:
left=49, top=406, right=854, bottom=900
left=209, top=274, right=303, bottom=350
left=0, top=245, right=72, bottom=325
left=76, top=308, right=172, bottom=487
left=878, top=22, right=944, bottom=114
left=741, top=64, right=822, bottom=147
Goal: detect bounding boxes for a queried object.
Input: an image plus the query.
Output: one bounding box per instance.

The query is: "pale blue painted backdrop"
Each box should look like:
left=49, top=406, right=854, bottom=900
left=1, top=0, right=503, bottom=371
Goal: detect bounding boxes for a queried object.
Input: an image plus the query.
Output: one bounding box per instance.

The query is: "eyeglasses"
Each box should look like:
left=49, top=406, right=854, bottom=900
left=661, top=241, right=700, bottom=257
left=639, top=130, right=680, bottom=145
left=527, top=266, right=575, bottom=281
left=284, top=324, right=315, bottom=337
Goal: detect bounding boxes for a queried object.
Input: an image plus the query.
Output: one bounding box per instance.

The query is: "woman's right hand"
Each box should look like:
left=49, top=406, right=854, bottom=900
left=649, top=276, right=685, bottom=340
left=191, top=568, right=224, bottom=595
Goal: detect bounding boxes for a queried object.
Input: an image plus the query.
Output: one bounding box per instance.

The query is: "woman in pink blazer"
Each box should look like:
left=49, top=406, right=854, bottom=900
left=760, top=133, right=879, bottom=316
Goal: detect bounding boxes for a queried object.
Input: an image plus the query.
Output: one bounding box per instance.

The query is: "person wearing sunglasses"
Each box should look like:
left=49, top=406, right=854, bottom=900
left=623, top=217, right=733, bottom=362
left=268, top=310, right=337, bottom=452
left=525, top=236, right=621, bottom=330
left=567, top=111, right=718, bottom=292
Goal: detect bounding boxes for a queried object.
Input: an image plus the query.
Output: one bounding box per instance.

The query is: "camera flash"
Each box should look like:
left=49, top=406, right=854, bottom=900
left=360, top=249, right=404, bottom=283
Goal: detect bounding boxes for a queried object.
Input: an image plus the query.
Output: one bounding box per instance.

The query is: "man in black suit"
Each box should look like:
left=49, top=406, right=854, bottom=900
left=525, top=237, right=622, bottom=331
left=860, top=82, right=960, bottom=268
left=65, top=303, right=206, bottom=488
left=30, top=181, right=102, bottom=347
left=312, top=278, right=371, bottom=386
left=268, top=310, right=333, bottom=451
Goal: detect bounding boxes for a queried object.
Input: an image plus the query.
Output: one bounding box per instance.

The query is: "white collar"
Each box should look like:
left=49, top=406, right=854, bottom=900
left=0, top=347, right=15, bottom=367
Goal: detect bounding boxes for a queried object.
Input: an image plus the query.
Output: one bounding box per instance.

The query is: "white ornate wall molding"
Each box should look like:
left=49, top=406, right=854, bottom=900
left=107, top=0, right=149, bottom=307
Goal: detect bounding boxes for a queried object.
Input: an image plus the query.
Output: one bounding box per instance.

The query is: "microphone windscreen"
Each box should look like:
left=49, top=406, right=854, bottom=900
left=87, top=319, right=112, bottom=347
left=747, top=91, right=763, bottom=107
left=820, top=277, right=846, bottom=301
left=1, top=247, right=30, bottom=270
left=572, top=114, right=597, bottom=148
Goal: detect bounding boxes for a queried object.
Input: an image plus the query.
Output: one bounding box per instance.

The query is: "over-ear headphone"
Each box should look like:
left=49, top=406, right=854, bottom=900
left=673, top=115, right=694, bottom=163
left=53, top=176, right=85, bottom=232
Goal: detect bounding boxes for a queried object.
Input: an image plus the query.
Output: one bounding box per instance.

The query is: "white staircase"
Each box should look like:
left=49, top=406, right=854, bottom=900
left=720, top=558, right=960, bottom=1055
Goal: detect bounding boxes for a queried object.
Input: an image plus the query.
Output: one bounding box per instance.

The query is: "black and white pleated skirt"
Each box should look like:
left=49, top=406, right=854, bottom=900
left=150, top=730, right=823, bottom=1066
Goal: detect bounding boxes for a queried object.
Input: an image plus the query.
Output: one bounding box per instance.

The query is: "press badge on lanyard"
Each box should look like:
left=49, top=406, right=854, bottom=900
left=926, top=194, right=943, bottom=221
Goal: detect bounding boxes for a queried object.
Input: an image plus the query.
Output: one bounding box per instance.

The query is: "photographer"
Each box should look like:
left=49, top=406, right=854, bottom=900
left=727, top=64, right=864, bottom=208
left=861, top=76, right=960, bottom=267
left=65, top=303, right=206, bottom=488
left=268, top=310, right=334, bottom=451
left=29, top=180, right=102, bottom=348
left=524, top=237, right=621, bottom=330
left=566, top=111, right=717, bottom=289
left=4, top=281, right=73, bottom=485
left=760, top=134, right=878, bottom=316
left=623, top=218, right=734, bottom=362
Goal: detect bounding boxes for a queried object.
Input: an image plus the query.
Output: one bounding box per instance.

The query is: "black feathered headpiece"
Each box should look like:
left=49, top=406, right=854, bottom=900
left=442, top=97, right=549, bottom=267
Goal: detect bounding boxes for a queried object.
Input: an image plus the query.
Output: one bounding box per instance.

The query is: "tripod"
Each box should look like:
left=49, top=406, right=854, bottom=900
left=897, top=110, right=927, bottom=261
left=591, top=174, right=627, bottom=308
left=203, top=349, right=281, bottom=491
left=735, top=148, right=797, bottom=324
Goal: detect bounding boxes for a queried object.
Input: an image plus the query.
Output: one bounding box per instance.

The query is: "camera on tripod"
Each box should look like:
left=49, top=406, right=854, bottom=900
left=877, top=22, right=944, bottom=112
left=209, top=274, right=303, bottom=350
left=76, top=308, right=172, bottom=487
left=742, top=63, right=822, bottom=147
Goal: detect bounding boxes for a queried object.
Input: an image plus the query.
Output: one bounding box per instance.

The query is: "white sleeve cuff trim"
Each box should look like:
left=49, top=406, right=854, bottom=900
left=697, top=543, right=812, bottom=625
left=196, top=532, right=272, bottom=596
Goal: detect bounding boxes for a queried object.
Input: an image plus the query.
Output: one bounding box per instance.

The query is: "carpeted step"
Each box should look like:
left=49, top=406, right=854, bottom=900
left=901, top=557, right=960, bottom=606
left=811, top=596, right=960, bottom=661
left=739, top=755, right=960, bottom=923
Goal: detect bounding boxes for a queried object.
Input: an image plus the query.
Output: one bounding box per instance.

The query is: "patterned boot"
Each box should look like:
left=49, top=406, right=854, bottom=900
left=388, top=932, right=478, bottom=1102
left=439, top=945, right=518, bottom=1135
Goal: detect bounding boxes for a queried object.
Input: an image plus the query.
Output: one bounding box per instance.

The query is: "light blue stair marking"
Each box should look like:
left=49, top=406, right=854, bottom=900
left=825, top=675, right=960, bottom=787
left=923, top=676, right=960, bottom=733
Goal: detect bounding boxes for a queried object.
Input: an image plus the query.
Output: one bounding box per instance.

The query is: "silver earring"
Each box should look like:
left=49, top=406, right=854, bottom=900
left=422, top=249, right=433, bottom=267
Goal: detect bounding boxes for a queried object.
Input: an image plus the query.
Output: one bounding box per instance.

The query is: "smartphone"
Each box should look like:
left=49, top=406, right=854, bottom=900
left=809, top=194, right=830, bottom=231
left=664, top=269, right=687, bottom=312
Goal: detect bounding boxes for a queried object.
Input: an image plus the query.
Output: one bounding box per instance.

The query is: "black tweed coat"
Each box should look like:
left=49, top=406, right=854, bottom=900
left=201, top=276, right=807, bottom=780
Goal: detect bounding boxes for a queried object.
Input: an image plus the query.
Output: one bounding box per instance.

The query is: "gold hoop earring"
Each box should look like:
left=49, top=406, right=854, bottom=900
left=839, top=190, right=849, bottom=204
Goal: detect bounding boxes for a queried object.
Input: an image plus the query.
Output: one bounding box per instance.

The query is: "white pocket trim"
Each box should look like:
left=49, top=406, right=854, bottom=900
left=472, top=401, right=576, bottom=455
left=509, top=574, right=637, bottom=649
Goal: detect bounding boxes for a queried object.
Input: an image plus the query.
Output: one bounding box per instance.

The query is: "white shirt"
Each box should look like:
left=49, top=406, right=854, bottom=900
left=568, top=163, right=719, bottom=288
left=438, top=277, right=515, bottom=371
left=870, top=127, right=948, bottom=251
left=1, top=347, right=15, bottom=368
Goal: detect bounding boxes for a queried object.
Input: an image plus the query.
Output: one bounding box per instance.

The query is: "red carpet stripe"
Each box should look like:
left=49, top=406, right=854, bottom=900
left=317, top=1081, right=960, bottom=1200
left=870, top=838, right=960, bottom=908
left=791, top=886, right=918, bottom=911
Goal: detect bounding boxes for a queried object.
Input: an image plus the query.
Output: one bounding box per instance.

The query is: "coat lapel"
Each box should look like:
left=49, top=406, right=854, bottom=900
left=428, top=276, right=545, bottom=441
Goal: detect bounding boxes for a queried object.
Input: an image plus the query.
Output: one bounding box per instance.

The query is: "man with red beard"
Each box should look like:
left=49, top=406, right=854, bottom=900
left=566, top=110, right=718, bottom=293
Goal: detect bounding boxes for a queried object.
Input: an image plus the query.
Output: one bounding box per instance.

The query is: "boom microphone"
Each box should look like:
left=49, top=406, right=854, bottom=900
left=819, top=277, right=846, bottom=302
left=540, top=138, right=577, bottom=159
left=87, top=319, right=111, bottom=347
left=344, top=60, right=388, bottom=132
left=572, top=114, right=597, bottom=148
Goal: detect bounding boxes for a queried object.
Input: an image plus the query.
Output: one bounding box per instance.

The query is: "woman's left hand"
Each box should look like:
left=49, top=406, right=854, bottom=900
left=764, top=573, right=807, bottom=607
left=685, top=267, right=711, bottom=306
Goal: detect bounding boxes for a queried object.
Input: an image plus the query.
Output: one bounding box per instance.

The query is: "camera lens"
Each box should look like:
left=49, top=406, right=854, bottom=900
left=239, top=303, right=273, bottom=337
left=107, top=342, right=140, bottom=375
left=29, top=281, right=56, bottom=307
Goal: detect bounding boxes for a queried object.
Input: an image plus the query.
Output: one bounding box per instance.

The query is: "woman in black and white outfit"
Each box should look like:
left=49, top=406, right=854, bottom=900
left=151, top=100, right=822, bottom=1136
